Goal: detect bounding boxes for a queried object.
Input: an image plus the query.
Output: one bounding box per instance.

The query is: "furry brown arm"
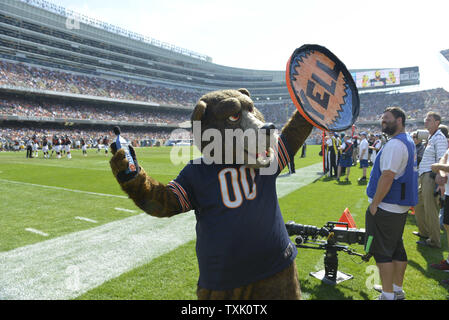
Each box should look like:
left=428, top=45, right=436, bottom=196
left=110, top=149, right=183, bottom=217
left=281, top=110, right=313, bottom=156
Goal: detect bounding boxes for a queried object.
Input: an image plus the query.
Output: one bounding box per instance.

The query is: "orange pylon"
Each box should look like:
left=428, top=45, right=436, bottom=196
left=336, top=208, right=357, bottom=228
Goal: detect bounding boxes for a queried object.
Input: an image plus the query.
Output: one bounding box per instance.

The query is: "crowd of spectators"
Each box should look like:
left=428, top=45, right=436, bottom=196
left=358, top=88, right=449, bottom=122
left=256, top=101, right=296, bottom=126
left=0, top=98, right=190, bottom=124
left=255, top=88, right=449, bottom=128
left=4, top=91, right=448, bottom=130
left=0, top=61, right=204, bottom=106
left=3, top=59, right=449, bottom=148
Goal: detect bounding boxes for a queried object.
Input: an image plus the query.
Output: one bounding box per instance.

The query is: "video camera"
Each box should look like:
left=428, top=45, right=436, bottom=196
left=285, top=221, right=365, bottom=245
left=285, top=221, right=371, bottom=285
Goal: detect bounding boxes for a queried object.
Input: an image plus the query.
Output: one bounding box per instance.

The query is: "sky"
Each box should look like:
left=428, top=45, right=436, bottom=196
left=49, top=0, right=449, bottom=90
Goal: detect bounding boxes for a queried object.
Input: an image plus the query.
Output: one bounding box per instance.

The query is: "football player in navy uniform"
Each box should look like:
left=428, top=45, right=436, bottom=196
left=26, top=136, right=33, bottom=158
left=60, top=136, right=66, bottom=156
left=42, top=136, right=49, bottom=159
left=103, top=136, right=109, bottom=156
left=81, top=138, right=87, bottom=157
left=54, top=135, right=62, bottom=159
left=96, top=137, right=102, bottom=153
left=65, top=135, right=72, bottom=159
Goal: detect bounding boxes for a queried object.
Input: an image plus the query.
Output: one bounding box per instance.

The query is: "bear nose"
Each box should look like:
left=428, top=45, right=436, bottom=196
left=261, top=123, right=276, bottom=131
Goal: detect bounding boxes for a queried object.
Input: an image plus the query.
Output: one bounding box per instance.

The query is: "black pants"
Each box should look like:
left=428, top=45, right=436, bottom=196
left=365, top=207, right=408, bottom=263
left=26, top=146, right=32, bottom=158
left=301, top=145, right=306, bottom=158
left=328, top=150, right=337, bottom=177
left=443, top=196, right=449, bottom=225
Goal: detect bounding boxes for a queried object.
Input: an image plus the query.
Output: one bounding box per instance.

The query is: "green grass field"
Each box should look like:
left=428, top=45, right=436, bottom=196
left=1, top=145, right=448, bottom=300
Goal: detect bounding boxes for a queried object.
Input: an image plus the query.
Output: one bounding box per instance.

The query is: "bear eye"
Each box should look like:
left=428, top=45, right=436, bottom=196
left=228, top=114, right=240, bottom=122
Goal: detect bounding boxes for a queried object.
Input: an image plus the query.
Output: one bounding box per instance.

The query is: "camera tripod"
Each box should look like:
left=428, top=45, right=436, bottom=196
left=294, top=227, right=370, bottom=285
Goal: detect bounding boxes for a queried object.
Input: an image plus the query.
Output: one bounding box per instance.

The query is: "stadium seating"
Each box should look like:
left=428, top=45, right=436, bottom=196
left=0, top=0, right=448, bottom=150
left=0, top=97, right=190, bottom=124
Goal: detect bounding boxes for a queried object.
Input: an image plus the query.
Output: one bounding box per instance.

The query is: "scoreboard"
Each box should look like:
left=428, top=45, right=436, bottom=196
left=350, top=66, right=419, bottom=90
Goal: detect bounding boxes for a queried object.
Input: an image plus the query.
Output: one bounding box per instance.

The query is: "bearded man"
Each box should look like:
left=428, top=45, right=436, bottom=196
left=364, top=107, right=418, bottom=300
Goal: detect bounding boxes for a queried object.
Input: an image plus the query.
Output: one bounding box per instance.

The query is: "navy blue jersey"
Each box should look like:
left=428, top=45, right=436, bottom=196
left=168, top=134, right=297, bottom=290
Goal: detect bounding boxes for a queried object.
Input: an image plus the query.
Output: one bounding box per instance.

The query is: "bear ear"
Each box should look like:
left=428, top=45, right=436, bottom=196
left=238, top=88, right=250, bottom=97
left=191, top=100, right=207, bottom=122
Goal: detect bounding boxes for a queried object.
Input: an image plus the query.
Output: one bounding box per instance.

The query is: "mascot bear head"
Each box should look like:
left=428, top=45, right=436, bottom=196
left=190, top=88, right=276, bottom=169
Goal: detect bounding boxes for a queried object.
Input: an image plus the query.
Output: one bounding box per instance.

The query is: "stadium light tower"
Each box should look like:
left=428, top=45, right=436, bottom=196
left=438, top=50, right=449, bottom=90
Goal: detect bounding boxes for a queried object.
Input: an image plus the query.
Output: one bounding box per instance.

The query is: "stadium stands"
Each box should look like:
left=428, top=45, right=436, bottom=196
left=0, top=61, right=205, bottom=106
left=0, top=0, right=446, bottom=151
left=0, top=97, right=190, bottom=124
left=2, top=58, right=446, bottom=124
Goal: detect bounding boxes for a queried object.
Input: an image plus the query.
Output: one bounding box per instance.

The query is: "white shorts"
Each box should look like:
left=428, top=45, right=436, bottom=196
left=54, top=145, right=62, bottom=153
left=33, top=144, right=38, bottom=151
left=82, top=145, right=87, bottom=151
left=65, top=145, right=71, bottom=152
left=42, top=146, right=48, bottom=153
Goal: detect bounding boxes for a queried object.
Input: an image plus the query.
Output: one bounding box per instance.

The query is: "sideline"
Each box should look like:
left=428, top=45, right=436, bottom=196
left=0, top=162, right=323, bottom=300
left=0, top=178, right=128, bottom=199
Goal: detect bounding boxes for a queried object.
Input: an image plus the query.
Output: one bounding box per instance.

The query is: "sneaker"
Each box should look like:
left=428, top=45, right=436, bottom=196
left=430, top=259, right=449, bottom=271
left=412, top=231, right=428, bottom=239
left=394, top=291, right=406, bottom=300
left=374, top=293, right=398, bottom=300
left=373, top=284, right=382, bottom=292
left=373, top=284, right=406, bottom=300
left=358, top=176, right=367, bottom=182
left=416, top=239, right=440, bottom=248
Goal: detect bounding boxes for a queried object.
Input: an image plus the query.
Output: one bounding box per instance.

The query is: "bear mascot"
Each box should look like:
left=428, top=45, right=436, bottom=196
left=109, top=88, right=313, bottom=299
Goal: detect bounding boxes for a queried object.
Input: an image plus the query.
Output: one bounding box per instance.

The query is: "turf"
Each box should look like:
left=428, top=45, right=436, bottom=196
left=0, top=147, right=185, bottom=251
left=1, top=145, right=448, bottom=300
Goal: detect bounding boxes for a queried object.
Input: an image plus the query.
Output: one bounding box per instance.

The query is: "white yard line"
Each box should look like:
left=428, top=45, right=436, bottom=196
left=0, top=213, right=197, bottom=300
left=25, top=228, right=49, bottom=237
left=0, top=162, right=323, bottom=300
left=114, top=207, right=138, bottom=213
left=74, top=217, right=98, bottom=224
left=0, top=160, right=109, bottom=171
left=0, top=159, right=180, bottom=176
left=0, top=179, right=128, bottom=199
